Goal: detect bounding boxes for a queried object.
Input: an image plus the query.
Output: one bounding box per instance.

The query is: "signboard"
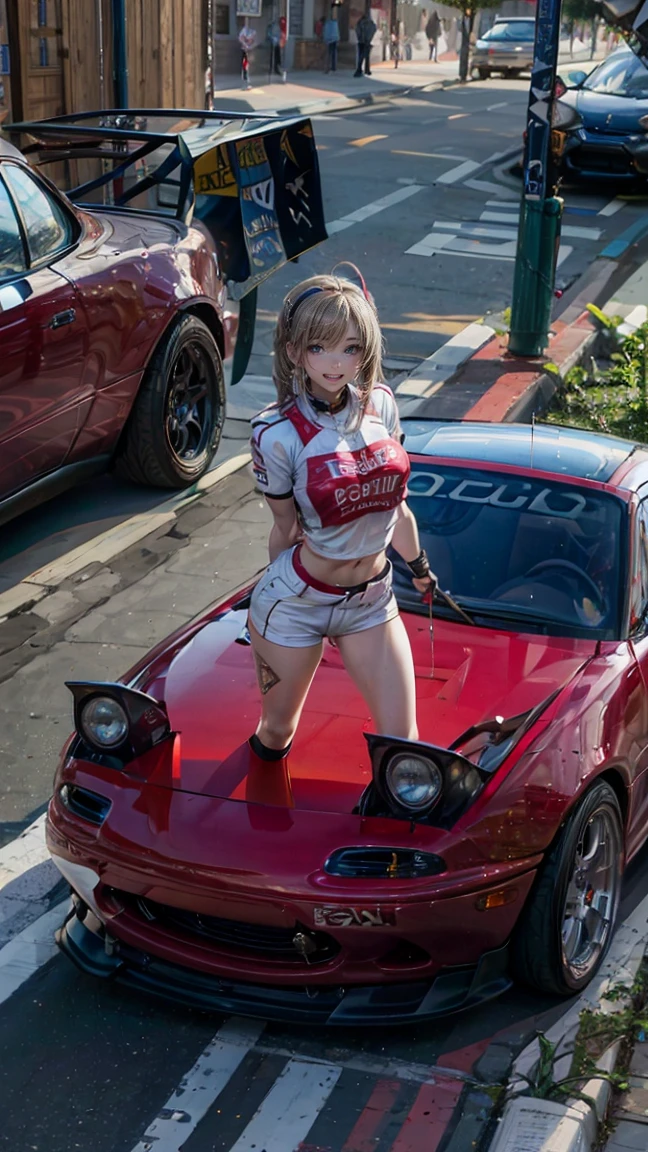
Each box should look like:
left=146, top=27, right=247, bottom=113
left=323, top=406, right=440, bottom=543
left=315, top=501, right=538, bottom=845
left=235, top=0, right=262, bottom=16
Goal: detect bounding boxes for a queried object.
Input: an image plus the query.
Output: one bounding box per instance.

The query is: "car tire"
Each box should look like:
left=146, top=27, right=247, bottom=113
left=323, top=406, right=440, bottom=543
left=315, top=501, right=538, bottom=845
left=478, top=67, right=489, bottom=80
left=116, top=315, right=226, bottom=489
left=511, top=781, right=623, bottom=996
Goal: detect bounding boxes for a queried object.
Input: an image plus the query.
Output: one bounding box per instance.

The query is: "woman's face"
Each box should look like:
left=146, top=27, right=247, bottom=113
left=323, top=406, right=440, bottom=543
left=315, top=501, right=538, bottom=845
left=294, top=324, right=363, bottom=402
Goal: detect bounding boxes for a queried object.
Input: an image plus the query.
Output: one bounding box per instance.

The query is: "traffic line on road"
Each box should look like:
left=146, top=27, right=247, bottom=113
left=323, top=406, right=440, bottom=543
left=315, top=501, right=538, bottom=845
left=486, top=101, right=510, bottom=111
left=0, top=900, right=68, bottom=1006
left=392, top=150, right=468, bottom=160
left=327, top=184, right=423, bottom=235
left=348, top=134, right=388, bottom=146
left=230, top=1059, right=342, bottom=1151
left=436, top=159, right=480, bottom=184
left=447, top=113, right=469, bottom=120
left=131, top=1018, right=265, bottom=1152
left=599, top=197, right=624, bottom=217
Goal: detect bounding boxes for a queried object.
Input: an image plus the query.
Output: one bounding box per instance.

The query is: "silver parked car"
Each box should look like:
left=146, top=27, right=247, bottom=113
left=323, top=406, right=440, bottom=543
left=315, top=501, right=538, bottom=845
left=472, top=17, right=536, bottom=80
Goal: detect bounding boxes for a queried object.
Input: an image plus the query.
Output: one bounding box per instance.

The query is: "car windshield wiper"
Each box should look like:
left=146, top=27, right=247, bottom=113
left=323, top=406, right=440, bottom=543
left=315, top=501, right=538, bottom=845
left=433, top=587, right=477, bottom=627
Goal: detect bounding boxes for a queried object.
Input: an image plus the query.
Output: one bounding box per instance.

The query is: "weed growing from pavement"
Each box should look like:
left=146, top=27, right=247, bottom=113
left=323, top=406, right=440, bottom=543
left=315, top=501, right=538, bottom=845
left=545, top=318, right=648, bottom=441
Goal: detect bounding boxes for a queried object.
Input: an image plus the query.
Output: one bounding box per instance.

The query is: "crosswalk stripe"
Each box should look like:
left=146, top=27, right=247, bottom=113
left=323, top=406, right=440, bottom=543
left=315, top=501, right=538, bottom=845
left=228, top=1057, right=342, bottom=1151
left=327, top=184, right=423, bottom=235
left=340, top=1079, right=403, bottom=1151
left=131, top=1018, right=265, bottom=1152
left=0, top=900, right=67, bottom=1006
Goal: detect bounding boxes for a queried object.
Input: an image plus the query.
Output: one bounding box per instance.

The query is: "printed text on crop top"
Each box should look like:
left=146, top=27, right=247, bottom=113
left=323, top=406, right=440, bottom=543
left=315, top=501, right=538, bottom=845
left=250, top=384, right=410, bottom=560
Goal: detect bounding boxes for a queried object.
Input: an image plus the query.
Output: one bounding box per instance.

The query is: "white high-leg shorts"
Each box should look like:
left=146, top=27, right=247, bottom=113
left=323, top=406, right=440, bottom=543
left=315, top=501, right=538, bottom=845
left=249, top=545, right=399, bottom=648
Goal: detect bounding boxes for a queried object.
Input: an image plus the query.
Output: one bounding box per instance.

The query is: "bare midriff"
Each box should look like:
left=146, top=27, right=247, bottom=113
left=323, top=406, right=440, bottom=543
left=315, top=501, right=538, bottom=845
left=300, top=539, right=388, bottom=587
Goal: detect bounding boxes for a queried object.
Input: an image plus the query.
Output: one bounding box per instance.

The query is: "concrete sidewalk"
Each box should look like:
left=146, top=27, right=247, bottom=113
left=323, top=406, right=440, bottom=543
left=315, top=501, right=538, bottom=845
left=209, top=58, right=460, bottom=115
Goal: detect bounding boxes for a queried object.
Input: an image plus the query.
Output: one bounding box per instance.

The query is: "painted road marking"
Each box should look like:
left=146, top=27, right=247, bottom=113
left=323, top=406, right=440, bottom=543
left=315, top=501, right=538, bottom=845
left=486, top=101, right=510, bottom=111
left=465, top=178, right=518, bottom=198
left=392, top=150, right=468, bottom=160
left=448, top=113, right=469, bottom=120
left=327, top=184, right=423, bottom=235
left=349, top=134, right=388, bottom=147
left=599, top=197, right=624, bottom=217
left=392, top=1080, right=464, bottom=1152
left=229, top=1058, right=342, bottom=1152
left=131, top=1019, right=265, bottom=1152
left=437, top=159, right=480, bottom=184
left=0, top=900, right=67, bottom=1006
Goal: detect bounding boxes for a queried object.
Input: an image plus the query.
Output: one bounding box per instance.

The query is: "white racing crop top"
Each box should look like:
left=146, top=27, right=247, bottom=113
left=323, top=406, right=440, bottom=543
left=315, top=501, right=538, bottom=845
left=250, top=383, right=410, bottom=560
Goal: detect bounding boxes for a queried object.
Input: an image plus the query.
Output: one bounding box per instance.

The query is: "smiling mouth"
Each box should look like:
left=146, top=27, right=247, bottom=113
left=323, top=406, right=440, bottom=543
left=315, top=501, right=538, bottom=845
left=324, top=374, right=344, bottom=381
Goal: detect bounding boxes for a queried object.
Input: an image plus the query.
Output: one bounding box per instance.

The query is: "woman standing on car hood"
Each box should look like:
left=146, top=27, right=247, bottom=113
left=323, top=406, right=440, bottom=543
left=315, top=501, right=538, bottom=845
left=247, top=272, right=435, bottom=799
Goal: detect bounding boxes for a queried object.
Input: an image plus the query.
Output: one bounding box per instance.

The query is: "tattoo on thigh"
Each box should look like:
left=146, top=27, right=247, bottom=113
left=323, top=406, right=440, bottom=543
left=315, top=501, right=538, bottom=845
left=254, top=651, right=281, bottom=695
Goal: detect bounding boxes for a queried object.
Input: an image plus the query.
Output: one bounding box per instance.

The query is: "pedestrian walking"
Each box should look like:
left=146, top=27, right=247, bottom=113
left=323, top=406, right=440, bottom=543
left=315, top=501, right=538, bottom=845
left=238, top=20, right=257, bottom=88
left=354, top=9, right=377, bottom=77
left=247, top=272, right=435, bottom=799
left=426, top=10, right=440, bottom=61
left=323, top=9, right=340, bottom=73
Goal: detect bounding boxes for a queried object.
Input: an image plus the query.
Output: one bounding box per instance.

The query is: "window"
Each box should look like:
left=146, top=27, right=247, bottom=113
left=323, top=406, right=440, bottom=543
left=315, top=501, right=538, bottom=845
left=215, top=4, right=230, bottom=34
left=393, top=462, right=625, bottom=640
left=0, top=175, right=27, bottom=279
left=2, top=163, right=72, bottom=265
left=584, top=52, right=648, bottom=98
left=632, top=500, right=648, bottom=630
left=482, top=22, right=536, bottom=43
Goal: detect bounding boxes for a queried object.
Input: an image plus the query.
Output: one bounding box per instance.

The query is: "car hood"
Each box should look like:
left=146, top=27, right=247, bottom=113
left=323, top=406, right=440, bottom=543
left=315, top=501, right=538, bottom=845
left=145, top=608, right=597, bottom=813
left=565, top=87, right=648, bottom=133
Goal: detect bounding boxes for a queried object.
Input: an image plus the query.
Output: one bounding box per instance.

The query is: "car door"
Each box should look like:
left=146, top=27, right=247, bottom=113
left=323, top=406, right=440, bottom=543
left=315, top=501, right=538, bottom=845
left=0, top=160, right=90, bottom=500
left=625, top=496, right=648, bottom=855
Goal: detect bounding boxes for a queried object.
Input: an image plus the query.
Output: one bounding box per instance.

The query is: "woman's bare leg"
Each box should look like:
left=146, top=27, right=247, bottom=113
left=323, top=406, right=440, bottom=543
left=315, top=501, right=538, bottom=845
left=248, top=619, right=323, bottom=750
left=333, top=615, right=418, bottom=740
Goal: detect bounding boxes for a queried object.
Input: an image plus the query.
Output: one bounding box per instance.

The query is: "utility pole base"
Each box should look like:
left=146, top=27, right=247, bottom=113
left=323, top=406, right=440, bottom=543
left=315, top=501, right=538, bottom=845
left=509, top=196, right=563, bottom=358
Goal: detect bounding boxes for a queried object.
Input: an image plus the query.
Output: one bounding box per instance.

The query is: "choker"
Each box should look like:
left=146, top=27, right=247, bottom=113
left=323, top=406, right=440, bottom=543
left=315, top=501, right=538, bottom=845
left=306, top=385, right=349, bottom=415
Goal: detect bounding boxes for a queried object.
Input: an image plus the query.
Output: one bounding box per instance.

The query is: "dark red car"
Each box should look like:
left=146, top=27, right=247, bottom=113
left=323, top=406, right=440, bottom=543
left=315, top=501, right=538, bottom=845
left=46, top=420, right=648, bottom=1024
left=0, top=111, right=326, bottom=526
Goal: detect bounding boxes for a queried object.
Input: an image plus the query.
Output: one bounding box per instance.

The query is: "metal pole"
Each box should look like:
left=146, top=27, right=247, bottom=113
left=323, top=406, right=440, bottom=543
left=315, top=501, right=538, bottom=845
left=111, top=0, right=128, bottom=108
left=508, top=0, right=564, bottom=358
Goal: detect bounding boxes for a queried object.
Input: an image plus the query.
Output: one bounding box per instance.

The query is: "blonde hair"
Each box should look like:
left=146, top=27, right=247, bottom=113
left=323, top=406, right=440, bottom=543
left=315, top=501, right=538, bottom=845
left=273, top=273, right=384, bottom=409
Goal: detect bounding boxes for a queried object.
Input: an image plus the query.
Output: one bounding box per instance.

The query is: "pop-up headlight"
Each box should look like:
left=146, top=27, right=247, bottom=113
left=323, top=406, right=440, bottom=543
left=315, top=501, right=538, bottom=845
left=361, top=734, right=487, bottom=826
left=67, top=681, right=171, bottom=765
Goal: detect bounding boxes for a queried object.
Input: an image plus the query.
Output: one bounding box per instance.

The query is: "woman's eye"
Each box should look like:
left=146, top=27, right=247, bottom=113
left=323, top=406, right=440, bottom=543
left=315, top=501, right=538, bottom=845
left=307, top=344, right=323, bottom=354
left=345, top=345, right=360, bottom=356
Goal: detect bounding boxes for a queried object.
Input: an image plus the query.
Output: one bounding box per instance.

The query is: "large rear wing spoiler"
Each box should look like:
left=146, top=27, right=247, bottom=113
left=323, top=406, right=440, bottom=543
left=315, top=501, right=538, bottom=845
left=5, top=108, right=328, bottom=383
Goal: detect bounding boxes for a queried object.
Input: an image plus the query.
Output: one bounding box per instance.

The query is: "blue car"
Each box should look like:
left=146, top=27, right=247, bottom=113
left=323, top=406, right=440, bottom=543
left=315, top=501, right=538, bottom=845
left=557, top=47, right=648, bottom=183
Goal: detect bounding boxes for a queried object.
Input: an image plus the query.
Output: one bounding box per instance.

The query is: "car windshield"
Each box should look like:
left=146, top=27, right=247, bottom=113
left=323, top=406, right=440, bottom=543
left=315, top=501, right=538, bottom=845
left=482, top=22, right=536, bottom=42
left=583, top=52, right=648, bottom=97
left=392, top=462, right=625, bottom=640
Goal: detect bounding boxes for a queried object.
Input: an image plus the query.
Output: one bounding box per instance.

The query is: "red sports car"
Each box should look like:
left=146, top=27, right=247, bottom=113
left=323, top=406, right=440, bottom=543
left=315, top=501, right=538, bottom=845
left=46, top=419, right=648, bottom=1023
left=0, top=110, right=325, bottom=525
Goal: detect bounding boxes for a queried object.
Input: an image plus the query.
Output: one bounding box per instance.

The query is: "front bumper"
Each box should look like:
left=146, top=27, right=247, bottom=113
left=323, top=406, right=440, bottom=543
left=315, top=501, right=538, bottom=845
left=563, top=131, right=648, bottom=180
left=59, top=903, right=512, bottom=1025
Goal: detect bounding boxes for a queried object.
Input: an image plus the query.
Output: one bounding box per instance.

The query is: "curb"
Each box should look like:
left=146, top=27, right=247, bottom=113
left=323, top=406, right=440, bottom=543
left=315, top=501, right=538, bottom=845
left=0, top=451, right=250, bottom=624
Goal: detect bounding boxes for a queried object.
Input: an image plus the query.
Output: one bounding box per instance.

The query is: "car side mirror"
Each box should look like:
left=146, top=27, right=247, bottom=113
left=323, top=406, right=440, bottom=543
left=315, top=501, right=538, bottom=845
left=566, top=69, right=587, bottom=88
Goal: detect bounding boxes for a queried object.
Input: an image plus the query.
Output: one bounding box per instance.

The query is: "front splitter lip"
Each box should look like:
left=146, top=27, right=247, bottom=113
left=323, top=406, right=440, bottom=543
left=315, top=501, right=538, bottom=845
left=57, top=906, right=512, bottom=1026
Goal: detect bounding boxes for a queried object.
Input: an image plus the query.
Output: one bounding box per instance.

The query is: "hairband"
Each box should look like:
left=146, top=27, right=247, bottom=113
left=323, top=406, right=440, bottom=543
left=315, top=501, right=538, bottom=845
left=286, top=269, right=373, bottom=329
left=286, top=286, right=324, bottom=327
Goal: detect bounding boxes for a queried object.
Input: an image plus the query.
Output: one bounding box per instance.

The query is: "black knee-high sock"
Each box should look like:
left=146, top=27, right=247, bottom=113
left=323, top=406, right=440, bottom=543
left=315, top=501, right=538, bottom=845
left=249, top=733, right=292, bottom=761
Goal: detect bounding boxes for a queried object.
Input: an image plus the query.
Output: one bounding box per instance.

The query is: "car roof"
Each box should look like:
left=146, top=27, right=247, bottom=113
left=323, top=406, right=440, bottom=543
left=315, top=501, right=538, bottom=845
left=402, top=420, right=643, bottom=484
left=0, top=136, right=24, bottom=161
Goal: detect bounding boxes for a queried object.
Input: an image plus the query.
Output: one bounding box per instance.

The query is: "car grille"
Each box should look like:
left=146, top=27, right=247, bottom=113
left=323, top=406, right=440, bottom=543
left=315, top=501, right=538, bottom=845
left=571, top=146, right=634, bottom=175
left=127, top=895, right=340, bottom=966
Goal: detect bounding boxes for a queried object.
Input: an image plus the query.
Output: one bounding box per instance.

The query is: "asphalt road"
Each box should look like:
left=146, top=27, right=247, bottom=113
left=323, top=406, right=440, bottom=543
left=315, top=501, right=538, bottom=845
left=2, top=77, right=648, bottom=1152
left=2, top=75, right=646, bottom=594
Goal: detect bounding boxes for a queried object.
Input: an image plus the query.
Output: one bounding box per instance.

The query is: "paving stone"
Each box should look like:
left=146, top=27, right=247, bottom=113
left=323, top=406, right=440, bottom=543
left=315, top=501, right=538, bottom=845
left=64, top=568, right=122, bottom=604
left=0, top=613, right=46, bottom=656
